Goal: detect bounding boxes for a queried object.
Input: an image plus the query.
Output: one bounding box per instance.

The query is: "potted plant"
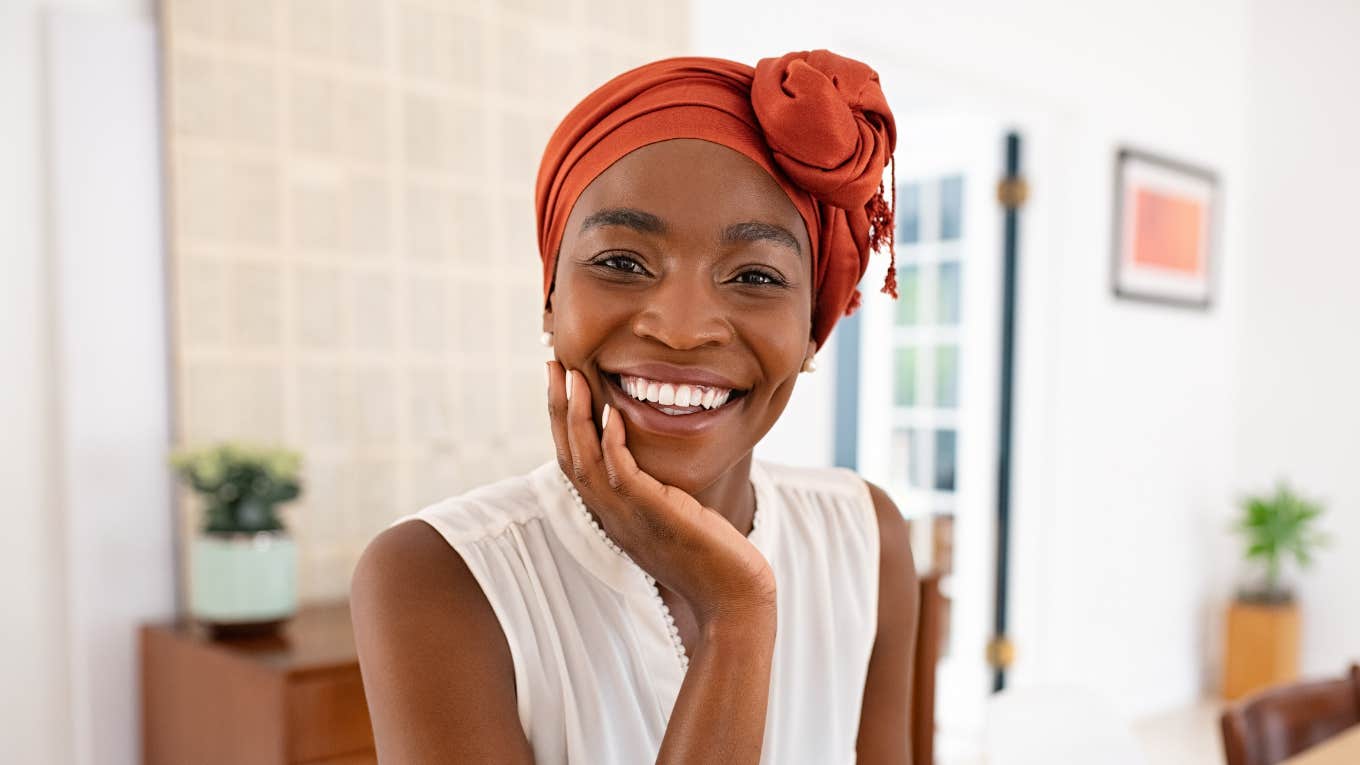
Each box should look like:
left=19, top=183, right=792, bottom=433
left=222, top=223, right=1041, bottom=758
left=170, top=442, right=304, bottom=638
left=1222, top=480, right=1328, bottom=699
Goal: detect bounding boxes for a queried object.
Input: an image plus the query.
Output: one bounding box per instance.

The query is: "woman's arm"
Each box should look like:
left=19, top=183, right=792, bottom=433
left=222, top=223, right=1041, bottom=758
left=350, top=520, right=535, bottom=764
left=657, top=593, right=777, bottom=763
left=855, top=481, right=920, bottom=764
left=352, top=520, right=777, bottom=764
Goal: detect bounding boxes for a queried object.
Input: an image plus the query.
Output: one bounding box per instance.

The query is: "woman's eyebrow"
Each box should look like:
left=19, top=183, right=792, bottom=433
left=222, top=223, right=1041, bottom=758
left=721, top=221, right=802, bottom=258
left=580, top=207, right=668, bottom=235
left=580, top=207, right=801, bottom=257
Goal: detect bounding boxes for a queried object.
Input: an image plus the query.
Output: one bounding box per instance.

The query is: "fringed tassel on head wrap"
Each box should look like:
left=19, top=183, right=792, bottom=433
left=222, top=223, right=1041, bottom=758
left=864, top=153, right=898, bottom=302
left=844, top=287, right=863, bottom=315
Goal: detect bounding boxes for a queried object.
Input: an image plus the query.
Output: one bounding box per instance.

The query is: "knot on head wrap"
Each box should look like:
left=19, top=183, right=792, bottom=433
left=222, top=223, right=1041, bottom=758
left=535, top=49, right=897, bottom=349
left=752, top=50, right=897, bottom=211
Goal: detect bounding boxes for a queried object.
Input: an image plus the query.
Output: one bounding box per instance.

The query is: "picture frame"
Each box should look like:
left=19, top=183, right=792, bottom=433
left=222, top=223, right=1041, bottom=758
left=1111, top=147, right=1219, bottom=309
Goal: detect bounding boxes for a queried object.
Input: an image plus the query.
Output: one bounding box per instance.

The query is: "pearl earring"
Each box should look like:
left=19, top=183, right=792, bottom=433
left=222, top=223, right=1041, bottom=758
left=801, top=356, right=818, bottom=373
left=539, top=331, right=554, bottom=347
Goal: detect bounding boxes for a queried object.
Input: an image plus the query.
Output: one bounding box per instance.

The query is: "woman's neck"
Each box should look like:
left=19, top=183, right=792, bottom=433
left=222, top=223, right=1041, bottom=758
left=690, top=451, right=757, bottom=538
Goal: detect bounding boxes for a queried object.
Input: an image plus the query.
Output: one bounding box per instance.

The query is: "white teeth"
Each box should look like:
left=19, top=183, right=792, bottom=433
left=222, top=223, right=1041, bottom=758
left=618, top=374, right=737, bottom=412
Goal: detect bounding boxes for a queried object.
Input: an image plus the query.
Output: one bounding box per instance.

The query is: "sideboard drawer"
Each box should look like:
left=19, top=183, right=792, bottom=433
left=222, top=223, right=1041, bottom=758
left=287, top=671, right=375, bottom=762
left=142, top=603, right=377, bottom=765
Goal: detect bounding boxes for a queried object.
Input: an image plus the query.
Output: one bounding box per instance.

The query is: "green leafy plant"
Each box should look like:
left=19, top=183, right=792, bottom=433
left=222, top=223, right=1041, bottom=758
left=170, top=442, right=303, bottom=534
left=1233, top=481, right=1328, bottom=604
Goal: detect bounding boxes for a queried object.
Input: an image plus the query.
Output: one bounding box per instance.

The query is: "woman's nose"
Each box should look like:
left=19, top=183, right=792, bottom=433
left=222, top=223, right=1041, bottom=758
left=630, top=274, right=734, bottom=350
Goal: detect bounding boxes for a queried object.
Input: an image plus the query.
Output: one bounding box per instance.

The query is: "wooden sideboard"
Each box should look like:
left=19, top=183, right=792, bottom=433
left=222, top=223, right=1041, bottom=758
left=141, top=601, right=375, bottom=764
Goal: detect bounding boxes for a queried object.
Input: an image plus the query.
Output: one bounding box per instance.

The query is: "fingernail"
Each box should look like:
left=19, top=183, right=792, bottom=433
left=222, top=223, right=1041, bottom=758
left=545, top=362, right=551, bottom=391
left=602, top=403, right=611, bottom=430
left=565, top=370, right=574, bottom=401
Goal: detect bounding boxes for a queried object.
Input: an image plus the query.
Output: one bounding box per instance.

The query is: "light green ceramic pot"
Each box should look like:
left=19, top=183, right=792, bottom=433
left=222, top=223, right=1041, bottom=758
left=190, top=531, right=297, bottom=625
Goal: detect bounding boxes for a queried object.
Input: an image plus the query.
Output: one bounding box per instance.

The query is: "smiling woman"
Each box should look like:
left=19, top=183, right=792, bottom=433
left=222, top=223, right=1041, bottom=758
left=350, top=50, right=919, bottom=765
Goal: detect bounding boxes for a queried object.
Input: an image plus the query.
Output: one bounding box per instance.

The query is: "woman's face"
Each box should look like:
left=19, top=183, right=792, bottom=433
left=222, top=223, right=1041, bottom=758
left=546, top=138, right=816, bottom=494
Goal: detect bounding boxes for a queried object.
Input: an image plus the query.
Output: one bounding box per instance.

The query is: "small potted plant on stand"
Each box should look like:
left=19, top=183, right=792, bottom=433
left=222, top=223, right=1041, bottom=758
left=170, top=442, right=304, bottom=638
left=1222, top=481, right=1328, bottom=700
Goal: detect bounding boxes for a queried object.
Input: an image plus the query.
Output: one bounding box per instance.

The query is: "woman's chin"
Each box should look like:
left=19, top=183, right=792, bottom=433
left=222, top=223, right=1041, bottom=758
left=627, top=444, right=730, bottom=497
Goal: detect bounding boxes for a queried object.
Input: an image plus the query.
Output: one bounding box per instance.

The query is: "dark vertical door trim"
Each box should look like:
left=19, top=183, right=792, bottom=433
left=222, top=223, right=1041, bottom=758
left=993, top=132, right=1023, bottom=692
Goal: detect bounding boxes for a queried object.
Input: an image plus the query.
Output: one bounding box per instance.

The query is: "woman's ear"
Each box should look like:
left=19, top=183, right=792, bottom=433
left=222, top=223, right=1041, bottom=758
left=800, top=338, right=820, bottom=373
left=540, top=303, right=556, bottom=348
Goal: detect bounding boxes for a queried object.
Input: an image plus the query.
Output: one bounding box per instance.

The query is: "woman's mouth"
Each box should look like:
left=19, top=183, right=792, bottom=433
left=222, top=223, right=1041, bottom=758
left=603, top=372, right=749, bottom=417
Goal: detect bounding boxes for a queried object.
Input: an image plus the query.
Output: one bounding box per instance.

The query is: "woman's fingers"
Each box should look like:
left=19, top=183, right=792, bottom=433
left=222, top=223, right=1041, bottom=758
left=599, top=407, right=725, bottom=592
left=546, top=361, right=574, bottom=478
left=550, top=366, right=691, bottom=554
left=598, top=403, right=670, bottom=507
left=561, top=368, right=608, bottom=494
left=548, top=364, right=610, bottom=504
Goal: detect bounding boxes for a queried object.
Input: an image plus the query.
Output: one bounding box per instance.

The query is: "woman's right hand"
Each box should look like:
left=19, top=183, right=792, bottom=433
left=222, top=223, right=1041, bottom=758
left=546, top=361, right=776, bottom=626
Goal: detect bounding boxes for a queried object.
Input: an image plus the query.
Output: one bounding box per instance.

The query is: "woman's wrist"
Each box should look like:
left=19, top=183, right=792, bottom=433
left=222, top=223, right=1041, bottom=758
left=697, top=597, right=777, bottom=653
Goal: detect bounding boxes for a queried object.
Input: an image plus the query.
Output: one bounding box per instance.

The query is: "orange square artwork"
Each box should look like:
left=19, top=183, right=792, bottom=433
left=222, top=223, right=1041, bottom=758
left=1113, top=149, right=1216, bottom=307
left=1131, top=188, right=1205, bottom=276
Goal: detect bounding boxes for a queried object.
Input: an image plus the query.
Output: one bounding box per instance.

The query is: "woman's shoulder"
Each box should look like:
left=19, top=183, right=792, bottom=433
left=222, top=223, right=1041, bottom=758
left=753, top=458, right=876, bottom=505
left=391, top=459, right=560, bottom=547
left=350, top=507, right=530, bottom=759
left=350, top=462, right=561, bottom=694
left=755, top=459, right=910, bottom=556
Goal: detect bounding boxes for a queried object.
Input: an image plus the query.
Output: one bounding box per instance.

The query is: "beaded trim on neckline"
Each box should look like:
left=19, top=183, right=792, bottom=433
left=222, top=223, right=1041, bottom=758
left=557, top=472, right=692, bottom=670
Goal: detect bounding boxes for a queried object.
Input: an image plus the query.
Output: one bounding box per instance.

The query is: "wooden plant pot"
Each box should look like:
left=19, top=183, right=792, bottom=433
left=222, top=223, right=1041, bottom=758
left=1222, top=598, right=1300, bottom=700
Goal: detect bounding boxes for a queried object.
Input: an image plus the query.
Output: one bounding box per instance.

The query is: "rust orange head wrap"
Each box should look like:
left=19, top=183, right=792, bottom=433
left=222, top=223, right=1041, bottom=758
left=534, top=49, right=897, bottom=350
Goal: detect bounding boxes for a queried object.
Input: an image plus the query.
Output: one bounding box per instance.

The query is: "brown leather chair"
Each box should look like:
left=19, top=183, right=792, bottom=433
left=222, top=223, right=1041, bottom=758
left=1220, top=663, right=1360, bottom=765
left=910, top=571, right=944, bottom=765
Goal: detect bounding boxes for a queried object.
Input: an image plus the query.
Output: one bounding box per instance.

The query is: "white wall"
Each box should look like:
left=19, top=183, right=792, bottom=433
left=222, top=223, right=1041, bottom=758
left=2, top=2, right=171, bottom=764
left=1233, top=0, right=1360, bottom=677
left=47, top=9, right=178, bottom=764
left=697, top=0, right=1251, bottom=720
left=1, top=4, right=74, bottom=762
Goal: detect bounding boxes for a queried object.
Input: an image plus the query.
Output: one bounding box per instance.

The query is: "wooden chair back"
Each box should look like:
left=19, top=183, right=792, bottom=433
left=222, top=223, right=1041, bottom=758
left=1221, top=663, right=1360, bottom=765
left=911, top=570, right=944, bottom=765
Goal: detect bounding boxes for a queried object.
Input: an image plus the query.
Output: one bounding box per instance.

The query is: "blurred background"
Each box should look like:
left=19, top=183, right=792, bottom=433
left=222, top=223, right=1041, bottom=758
left=3, top=0, right=1358, bottom=763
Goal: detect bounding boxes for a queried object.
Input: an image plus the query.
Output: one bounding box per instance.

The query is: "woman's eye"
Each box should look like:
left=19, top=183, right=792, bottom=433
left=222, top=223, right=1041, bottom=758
left=598, top=254, right=648, bottom=275
left=733, top=269, right=785, bottom=286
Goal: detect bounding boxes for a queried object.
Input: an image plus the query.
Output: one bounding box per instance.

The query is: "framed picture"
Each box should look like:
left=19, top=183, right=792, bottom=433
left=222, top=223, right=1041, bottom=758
left=1111, top=147, right=1219, bottom=309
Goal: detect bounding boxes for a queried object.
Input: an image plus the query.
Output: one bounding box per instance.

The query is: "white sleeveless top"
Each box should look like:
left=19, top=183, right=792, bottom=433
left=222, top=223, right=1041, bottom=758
left=389, top=458, right=880, bottom=764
